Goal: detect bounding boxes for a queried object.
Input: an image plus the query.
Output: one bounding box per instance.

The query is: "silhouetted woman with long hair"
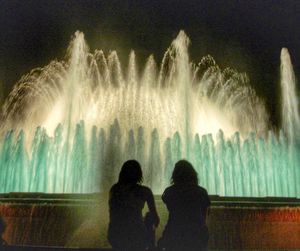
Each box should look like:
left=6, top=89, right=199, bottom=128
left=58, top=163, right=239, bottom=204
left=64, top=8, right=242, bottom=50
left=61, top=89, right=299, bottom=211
left=158, top=160, right=211, bottom=251
left=108, top=160, right=159, bottom=251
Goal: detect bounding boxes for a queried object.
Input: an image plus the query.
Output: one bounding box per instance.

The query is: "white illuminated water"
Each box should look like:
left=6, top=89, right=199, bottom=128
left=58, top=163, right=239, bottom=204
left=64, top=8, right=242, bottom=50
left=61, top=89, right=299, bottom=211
left=0, top=31, right=299, bottom=196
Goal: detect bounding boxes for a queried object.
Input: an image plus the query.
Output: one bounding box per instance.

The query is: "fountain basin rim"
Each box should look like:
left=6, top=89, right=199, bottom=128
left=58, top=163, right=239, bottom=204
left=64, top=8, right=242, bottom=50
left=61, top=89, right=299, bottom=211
left=0, top=193, right=299, bottom=208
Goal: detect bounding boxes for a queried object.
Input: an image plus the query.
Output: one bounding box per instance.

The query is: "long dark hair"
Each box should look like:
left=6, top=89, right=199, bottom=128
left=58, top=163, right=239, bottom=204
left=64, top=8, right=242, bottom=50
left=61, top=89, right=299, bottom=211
left=118, top=160, right=143, bottom=184
left=171, top=160, right=198, bottom=185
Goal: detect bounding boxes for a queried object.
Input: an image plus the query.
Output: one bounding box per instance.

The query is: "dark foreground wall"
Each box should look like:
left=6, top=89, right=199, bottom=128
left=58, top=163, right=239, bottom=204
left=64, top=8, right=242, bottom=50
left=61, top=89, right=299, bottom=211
left=0, top=193, right=299, bottom=250
left=208, top=197, right=300, bottom=249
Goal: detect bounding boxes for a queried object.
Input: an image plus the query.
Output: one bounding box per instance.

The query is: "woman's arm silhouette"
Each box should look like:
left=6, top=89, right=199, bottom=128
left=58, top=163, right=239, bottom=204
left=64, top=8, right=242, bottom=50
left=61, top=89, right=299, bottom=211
left=145, top=187, right=160, bottom=227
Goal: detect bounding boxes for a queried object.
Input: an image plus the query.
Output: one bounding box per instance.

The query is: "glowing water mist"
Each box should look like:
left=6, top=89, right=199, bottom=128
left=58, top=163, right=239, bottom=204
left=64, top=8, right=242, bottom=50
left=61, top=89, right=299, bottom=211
left=0, top=31, right=299, bottom=197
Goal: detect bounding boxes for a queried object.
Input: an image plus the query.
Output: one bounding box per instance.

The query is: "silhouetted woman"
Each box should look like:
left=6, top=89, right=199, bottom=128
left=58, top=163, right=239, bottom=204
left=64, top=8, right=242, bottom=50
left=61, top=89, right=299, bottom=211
left=158, top=160, right=210, bottom=251
left=108, top=160, right=159, bottom=251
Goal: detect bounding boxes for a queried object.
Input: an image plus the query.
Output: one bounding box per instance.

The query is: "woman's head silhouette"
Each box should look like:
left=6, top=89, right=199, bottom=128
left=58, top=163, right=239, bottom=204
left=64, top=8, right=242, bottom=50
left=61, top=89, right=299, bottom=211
left=118, top=160, right=143, bottom=184
left=171, top=160, right=198, bottom=185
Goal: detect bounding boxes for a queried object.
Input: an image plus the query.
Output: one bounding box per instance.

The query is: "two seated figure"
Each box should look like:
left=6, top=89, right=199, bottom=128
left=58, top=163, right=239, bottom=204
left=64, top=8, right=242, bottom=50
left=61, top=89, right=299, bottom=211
left=108, top=159, right=210, bottom=251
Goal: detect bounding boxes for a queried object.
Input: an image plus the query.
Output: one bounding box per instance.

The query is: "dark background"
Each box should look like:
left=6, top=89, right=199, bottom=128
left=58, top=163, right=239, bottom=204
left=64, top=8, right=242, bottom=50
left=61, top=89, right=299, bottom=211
left=0, top=0, right=299, bottom=127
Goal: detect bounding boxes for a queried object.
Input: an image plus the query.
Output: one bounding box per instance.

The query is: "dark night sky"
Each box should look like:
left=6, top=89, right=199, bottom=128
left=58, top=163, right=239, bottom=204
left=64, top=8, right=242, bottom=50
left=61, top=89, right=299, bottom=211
left=0, top=0, right=299, bottom=126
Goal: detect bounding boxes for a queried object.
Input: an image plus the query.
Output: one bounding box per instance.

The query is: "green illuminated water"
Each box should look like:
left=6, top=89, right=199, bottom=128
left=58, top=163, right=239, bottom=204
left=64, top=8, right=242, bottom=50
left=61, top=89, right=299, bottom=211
left=0, top=123, right=299, bottom=197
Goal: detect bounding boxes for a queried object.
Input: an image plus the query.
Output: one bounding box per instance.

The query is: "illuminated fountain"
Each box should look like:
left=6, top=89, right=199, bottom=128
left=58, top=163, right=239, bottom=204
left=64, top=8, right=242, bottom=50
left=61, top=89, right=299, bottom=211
left=0, top=31, right=298, bottom=196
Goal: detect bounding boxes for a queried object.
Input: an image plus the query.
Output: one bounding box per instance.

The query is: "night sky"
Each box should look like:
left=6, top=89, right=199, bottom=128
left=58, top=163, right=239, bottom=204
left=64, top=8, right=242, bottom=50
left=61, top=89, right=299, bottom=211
left=0, top=0, right=299, bottom=126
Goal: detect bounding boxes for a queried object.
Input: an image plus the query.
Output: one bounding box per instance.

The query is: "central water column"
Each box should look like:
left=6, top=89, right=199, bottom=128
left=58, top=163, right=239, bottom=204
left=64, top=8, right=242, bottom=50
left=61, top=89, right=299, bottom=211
left=169, top=31, right=192, bottom=158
